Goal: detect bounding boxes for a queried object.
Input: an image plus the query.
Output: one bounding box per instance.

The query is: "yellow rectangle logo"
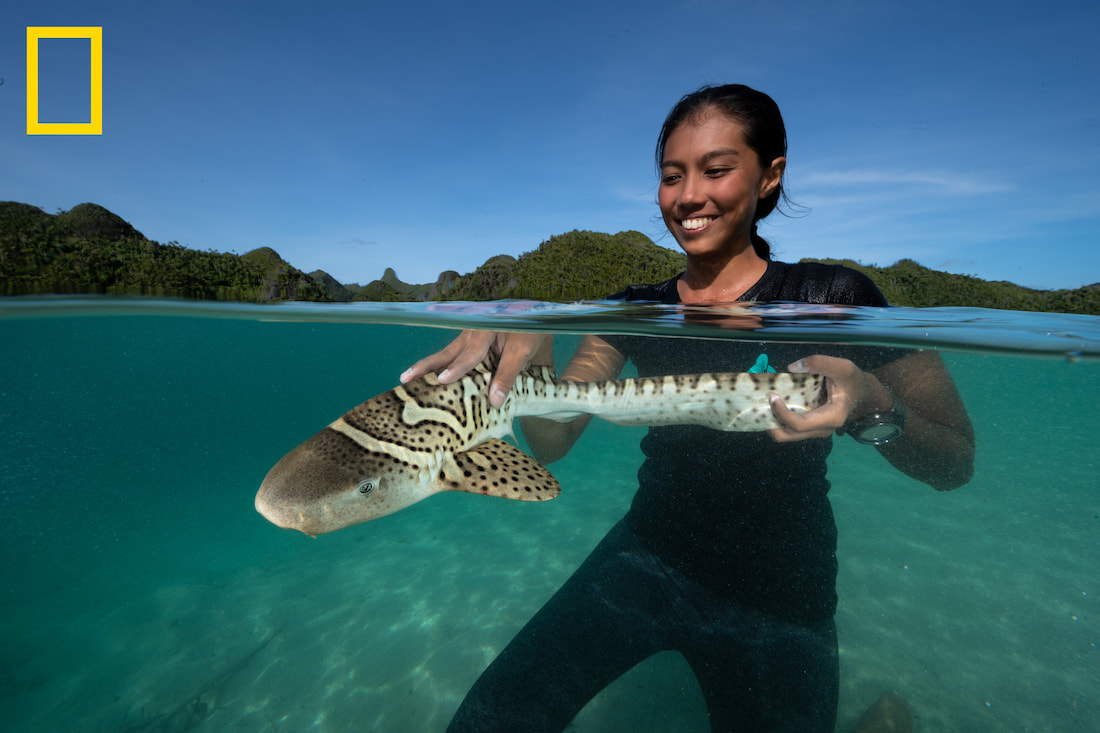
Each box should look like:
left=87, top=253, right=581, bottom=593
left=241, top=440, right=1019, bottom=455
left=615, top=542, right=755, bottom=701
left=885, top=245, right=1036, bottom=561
left=27, top=26, right=103, bottom=135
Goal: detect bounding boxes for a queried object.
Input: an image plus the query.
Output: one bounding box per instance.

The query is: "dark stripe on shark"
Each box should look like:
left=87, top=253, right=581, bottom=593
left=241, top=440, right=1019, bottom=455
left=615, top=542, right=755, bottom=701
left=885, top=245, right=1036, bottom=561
left=341, top=406, right=466, bottom=450
left=311, top=427, right=370, bottom=468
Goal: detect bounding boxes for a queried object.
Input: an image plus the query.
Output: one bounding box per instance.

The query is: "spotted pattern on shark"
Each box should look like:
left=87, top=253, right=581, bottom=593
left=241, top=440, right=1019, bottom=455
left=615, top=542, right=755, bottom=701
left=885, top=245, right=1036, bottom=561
left=255, top=357, right=826, bottom=536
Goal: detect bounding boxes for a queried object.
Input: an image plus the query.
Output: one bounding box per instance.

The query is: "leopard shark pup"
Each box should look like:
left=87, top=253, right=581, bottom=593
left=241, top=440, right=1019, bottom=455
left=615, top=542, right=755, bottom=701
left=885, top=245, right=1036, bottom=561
left=255, top=358, right=825, bottom=536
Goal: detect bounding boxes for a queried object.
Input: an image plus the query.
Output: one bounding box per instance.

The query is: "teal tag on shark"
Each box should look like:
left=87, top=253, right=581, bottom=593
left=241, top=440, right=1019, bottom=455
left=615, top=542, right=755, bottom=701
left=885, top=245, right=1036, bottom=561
left=749, top=353, right=776, bottom=373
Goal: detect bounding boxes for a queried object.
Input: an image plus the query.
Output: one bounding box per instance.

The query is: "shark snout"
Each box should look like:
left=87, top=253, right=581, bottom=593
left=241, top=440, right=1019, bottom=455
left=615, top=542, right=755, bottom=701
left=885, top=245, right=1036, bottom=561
left=255, top=477, right=319, bottom=536
left=254, top=442, right=339, bottom=536
left=255, top=437, right=373, bottom=536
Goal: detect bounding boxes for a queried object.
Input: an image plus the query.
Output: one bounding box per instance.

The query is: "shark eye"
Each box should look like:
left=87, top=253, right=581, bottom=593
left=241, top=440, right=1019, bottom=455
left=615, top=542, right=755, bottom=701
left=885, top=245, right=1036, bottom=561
left=357, top=480, right=377, bottom=495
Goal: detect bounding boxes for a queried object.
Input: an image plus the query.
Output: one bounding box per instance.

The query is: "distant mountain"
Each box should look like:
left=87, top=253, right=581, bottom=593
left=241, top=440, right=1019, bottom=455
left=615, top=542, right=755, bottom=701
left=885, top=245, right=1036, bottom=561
left=805, top=258, right=1100, bottom=314
left=446, top=230, right=686, bottom=300
left=1, top=201, right=1096, bottom=314
left=0, top=202, right=327, bottom=301
left=307, top=269, right=352, bottom=301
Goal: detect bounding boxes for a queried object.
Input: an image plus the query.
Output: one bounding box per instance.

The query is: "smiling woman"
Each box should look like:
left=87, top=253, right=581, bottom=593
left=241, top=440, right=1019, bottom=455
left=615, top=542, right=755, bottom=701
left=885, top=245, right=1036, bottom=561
left=655, top=86, right=787, bottom=302
left=656, top=84, right=789, bottom=261
left=400, top=83, right=976, bottom=733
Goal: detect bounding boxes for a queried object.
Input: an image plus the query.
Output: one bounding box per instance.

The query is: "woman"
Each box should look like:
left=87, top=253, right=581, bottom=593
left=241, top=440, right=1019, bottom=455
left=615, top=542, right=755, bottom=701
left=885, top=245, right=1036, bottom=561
left=402, top=84, right=974, bottom=732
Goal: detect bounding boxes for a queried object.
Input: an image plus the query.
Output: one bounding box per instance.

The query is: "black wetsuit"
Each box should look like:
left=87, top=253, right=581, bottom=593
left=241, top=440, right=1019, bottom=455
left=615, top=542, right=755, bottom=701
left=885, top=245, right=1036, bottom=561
left=447, top=262, right=905, bottom=733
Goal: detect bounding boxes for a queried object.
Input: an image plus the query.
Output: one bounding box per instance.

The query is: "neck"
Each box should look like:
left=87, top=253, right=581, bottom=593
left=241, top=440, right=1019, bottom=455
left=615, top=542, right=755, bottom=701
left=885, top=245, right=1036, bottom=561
left=677, top=248, right=768, bottom=304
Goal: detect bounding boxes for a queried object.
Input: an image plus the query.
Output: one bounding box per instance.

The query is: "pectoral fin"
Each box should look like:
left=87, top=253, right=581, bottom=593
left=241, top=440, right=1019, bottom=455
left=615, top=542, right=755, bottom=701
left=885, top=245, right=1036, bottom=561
left=441, top=439, right=561, bottom=502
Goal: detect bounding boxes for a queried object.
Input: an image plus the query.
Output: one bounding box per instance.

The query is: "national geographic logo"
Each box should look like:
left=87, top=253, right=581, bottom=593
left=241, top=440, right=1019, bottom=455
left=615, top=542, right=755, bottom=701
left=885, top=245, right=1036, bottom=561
left=26, top=26, right=103, bottom=135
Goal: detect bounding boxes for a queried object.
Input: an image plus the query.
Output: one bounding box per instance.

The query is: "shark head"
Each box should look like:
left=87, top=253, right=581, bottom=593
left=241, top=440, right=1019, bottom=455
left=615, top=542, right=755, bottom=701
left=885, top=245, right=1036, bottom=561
left=255, top=425, right=427, bottom=536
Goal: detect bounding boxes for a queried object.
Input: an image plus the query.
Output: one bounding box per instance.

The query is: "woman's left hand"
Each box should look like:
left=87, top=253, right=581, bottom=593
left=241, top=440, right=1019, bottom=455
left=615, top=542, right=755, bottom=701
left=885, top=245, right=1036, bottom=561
left=767, top=354, right=892, bottom=442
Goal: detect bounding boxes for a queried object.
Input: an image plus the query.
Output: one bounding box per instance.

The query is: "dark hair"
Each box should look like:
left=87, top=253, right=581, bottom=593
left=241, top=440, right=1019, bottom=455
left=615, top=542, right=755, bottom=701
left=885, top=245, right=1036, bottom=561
left=656, top=84, right=788, bottom=259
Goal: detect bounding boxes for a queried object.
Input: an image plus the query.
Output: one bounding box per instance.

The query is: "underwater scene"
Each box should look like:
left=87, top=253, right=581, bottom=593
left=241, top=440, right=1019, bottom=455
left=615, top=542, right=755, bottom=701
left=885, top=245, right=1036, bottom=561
left=1, top=298, right=1098, bottom=733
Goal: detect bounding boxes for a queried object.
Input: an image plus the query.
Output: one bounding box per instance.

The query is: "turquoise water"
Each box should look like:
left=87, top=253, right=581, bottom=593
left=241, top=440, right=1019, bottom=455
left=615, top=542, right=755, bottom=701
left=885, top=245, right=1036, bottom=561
left=2, top=298, right=1098, bottom=732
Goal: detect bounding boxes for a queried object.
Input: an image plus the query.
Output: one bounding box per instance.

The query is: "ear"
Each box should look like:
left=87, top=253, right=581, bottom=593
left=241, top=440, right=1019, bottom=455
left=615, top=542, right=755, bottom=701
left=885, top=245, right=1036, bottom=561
left=759, top=156, right=786, bottom=199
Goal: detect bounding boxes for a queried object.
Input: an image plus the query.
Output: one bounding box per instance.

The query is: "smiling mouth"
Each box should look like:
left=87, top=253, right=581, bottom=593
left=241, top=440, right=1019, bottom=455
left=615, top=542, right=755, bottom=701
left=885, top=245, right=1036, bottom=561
left=681, top=217, right=715, bottom=231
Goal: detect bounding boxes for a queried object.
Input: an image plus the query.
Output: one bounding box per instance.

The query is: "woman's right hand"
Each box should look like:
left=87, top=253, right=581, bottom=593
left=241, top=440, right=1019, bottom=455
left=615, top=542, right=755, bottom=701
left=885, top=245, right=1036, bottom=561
left=400, top=330, right=552, bottom=408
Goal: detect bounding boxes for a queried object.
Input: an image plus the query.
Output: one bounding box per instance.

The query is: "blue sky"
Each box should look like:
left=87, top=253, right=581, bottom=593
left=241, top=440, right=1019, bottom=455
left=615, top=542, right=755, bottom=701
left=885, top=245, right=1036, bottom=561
left=2, top=0, right=1098, bottom=290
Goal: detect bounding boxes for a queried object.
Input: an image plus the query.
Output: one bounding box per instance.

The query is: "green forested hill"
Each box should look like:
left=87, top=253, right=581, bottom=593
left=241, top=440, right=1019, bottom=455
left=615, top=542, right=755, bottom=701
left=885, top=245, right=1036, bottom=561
left=1, top=202, right=1096, bottom=313
left=806, top=257, right=1100, bottom=313
left=445, top=230, right=1100, bottom=312
left=0, top=202, right=328, bottom=301
left=446, top=230, right=687, bottom=300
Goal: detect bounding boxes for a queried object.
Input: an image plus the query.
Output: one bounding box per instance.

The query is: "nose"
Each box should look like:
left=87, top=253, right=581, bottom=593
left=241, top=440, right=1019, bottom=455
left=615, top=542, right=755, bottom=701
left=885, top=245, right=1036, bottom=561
left=678, top=172, right=706, bottom=209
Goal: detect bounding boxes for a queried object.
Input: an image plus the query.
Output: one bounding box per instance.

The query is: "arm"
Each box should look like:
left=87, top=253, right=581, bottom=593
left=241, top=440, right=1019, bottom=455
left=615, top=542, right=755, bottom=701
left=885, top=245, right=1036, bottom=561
left=400, top=330, right=624, bottom=463
left=519, top=335, right=625, bottom=464
left=769, top=350, right=975, bottom=491
left=869, top=350, right=975, bottom=490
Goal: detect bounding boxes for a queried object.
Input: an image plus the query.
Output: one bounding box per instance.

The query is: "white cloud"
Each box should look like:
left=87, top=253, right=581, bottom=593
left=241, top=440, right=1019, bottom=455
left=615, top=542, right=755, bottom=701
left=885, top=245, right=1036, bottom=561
left=797, top=169, right=1013, bottom=195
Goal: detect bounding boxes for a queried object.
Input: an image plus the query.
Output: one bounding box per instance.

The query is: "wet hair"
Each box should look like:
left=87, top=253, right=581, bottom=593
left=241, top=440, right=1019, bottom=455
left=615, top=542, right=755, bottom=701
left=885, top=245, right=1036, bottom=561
left=656, top=84, right=789, bottom=259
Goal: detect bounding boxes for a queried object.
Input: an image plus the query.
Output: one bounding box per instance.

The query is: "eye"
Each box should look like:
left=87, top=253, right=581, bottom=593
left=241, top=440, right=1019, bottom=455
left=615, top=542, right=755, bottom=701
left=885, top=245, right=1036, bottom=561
left=357, top=479, right=377, bottom=495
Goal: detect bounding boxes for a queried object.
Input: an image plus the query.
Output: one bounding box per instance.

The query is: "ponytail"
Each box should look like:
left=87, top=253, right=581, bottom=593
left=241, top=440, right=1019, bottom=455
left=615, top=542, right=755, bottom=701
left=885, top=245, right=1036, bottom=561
left=750, top=224, right=771, bottom=260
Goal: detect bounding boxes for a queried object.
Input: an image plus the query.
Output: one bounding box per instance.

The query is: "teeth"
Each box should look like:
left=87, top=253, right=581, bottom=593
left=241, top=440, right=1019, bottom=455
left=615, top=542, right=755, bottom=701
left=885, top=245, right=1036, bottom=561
left=682, top=217, right=714, bottom=231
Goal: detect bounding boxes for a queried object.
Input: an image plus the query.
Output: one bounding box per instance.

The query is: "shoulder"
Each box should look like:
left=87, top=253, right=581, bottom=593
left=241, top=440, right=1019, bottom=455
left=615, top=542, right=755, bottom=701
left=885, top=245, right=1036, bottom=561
left=606, top=273, right=682, bottom=303
left=765, top=261, right=888, bottom=306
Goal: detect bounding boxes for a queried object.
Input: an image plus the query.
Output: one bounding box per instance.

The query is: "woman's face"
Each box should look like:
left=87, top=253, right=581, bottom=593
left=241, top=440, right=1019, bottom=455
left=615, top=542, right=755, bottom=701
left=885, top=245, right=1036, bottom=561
left=658, top=110, right=784, bottom=260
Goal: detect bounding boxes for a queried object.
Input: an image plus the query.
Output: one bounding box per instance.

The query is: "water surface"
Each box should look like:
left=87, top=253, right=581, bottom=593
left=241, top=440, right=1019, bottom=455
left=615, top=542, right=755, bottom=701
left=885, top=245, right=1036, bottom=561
left=2, top=298, right=1097, bottom=732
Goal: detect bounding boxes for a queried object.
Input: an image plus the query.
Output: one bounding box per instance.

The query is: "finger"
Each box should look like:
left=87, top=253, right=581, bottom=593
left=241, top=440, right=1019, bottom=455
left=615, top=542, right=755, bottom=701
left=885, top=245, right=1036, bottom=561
left=399, top=330, right=493, bottom=384
left=768, top=424, right=837, bottom=442
left=788, top=354, right=849, bottom=378
left=488, top=333, right=544, bottom=408
left=400, top=351, right=452, bottom=384
left=768, top=393, right=842, bottom=442
left=436, top=331, right=497, bottom=383
left=770, top=393, right=828, bottom=432
left=790, top=355, right=887, bottom=419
